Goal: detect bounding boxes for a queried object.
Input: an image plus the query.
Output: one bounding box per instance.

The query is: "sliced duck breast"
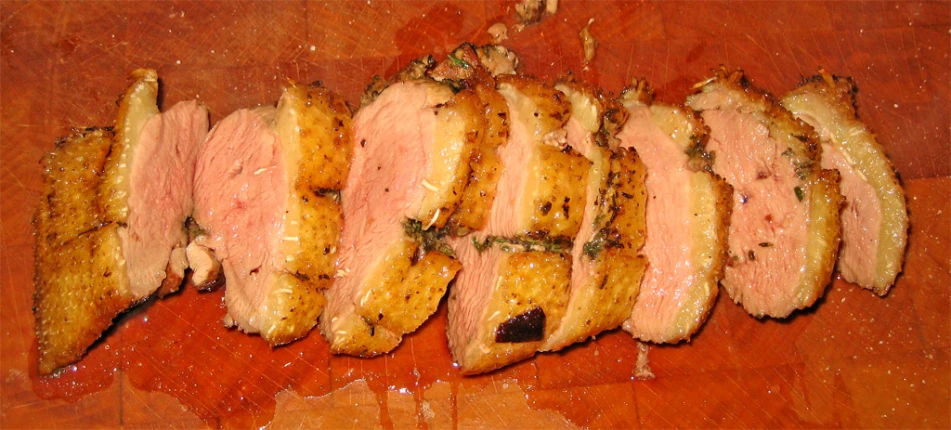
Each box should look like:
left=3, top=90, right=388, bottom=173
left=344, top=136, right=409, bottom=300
left=617, top=80, right=732, bottom=343
left=686, top=68, right=842, bottom=318
left=321, top=78, right=479, bottom=356
left=781, top=70, right=908, bottom=295
left=35, top=69, right=208, bottom=374
left=447, top=75, right=590, bottom=374
left=540, top=79, right=649, bottom=352
left=191, top=83, right=351, bottom=345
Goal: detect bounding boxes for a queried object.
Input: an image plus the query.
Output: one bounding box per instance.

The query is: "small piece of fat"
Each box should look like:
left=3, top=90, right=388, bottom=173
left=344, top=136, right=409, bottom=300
left=580, top=18, right=597, bottom=66
left=488, top=22, right=508, bottom=44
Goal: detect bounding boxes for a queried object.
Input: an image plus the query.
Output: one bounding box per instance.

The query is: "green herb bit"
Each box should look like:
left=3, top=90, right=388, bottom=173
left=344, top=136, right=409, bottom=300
left=794, top=186, right=804, bottom=202
left=448, top=54, right=470, bottom=69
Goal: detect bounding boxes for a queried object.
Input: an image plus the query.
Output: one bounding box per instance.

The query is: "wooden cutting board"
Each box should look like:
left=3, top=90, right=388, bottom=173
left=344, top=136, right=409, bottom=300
left=2, top=1, right=948, bottom=427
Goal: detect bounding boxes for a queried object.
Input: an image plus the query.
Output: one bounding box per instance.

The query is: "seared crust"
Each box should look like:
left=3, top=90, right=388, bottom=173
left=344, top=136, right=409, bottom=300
left=453, top=250, right=570, bottom=375
left=35, top=129, right=112, bottom=250
left=357, top=241, right=460, bottom=334
left=34, top=129, right=132, bottom=375
left=34, top=224, right=133, bottom=375
left=686, top=67, right=842, bottom=318
left=258, top=82, right=353, bottom=345
left=782, top=70, right=907, bottom=295
left=496, top=74, right=589, bottom=238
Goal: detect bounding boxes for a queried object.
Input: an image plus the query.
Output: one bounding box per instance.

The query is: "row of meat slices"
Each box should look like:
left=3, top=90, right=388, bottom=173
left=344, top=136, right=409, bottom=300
left=33, top=45, right=908, bottom=375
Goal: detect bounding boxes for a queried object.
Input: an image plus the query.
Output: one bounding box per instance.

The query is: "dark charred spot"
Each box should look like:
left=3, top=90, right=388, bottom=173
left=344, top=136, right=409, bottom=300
left=757, top=171, right=769, bottom=180
left=495, top=307, right=546, bottom=343
left=562, top=197, right=571, bottom=218
left=740, top=193, right=749, bottom=204
left=360, top=139, right=367, bottom=147
left=765, top=213, right=773, bottom=222
left=318, top=274, right=331, bottom=280
left=561, top=144, right=573, bottom=154
left=385, top=188, right=389, bottom=192
left=540, top=201, right=552, bottom=215
left=748, top=250, right=756, bottom=261
left=323, top=247, right=331, bottom=254
left=533, top=111, right=540, bottom=117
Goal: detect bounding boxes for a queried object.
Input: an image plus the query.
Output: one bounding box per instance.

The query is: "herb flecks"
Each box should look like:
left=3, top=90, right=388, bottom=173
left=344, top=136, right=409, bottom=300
left=473, top=234, right=571, bottom=254
left=448, top=54, right=471, bottom=69
left=794, top=186, right=804, bottom=202
left=403, top=219, right=455, bottom=258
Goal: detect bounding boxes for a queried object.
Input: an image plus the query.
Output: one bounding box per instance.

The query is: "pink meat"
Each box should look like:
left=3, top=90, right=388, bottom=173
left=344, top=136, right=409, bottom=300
left=617, top=105, right=698, bottom=340
left=327, top=81, right=437, bottom=319
left=820, top=143, right=881, bottom=288
left=192, top=108, right=287, bottom=328
left=481, top=97, right=534, bottom=237
left=701, top=108, right=809, bottom=316
left=564, top=115, right=599, bottom=304
left=126, top=100, right=208, bottom=297
left=446, top=236, right=503, bottom=354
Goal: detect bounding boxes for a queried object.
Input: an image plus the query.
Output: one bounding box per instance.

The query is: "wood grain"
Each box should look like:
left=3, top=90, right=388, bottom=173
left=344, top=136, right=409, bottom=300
left=1, top=1, right=948, bottom=428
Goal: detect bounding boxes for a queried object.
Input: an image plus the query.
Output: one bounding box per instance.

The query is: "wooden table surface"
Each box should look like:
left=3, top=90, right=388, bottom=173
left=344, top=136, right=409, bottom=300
left=1, top=1, right=948, bottom=428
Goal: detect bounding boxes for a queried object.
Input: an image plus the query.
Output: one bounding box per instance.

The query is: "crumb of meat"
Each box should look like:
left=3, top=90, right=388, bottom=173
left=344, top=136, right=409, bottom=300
left=580, top=18, right=597, bottom=69
left=634, top=341, right=655, bottom=380
left=488, top=22, right=508, bottom=43
left=514, top=0, right=556, bottom=31
left=515, top=0, right=545, bottom=25
left=476, top=45, right=519, bottom=77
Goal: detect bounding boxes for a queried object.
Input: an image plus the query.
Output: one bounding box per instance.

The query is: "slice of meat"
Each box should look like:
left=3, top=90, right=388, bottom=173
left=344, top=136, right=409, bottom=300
left=618, top=80, right=732, bottom=343
left=35, top=69, right=208, bottom=374
left=191, top=83, right=350, bottom=345
left=685, top=68, right=842, bottom=318
left=447, top=75, right=589, bottom=374
left=781, top=70, right=908, bottom=295
left=540, top=80, right=649, bottom=352
left=431, top=44, right=513, bottom=234
left=321, top=79, right=478, bottom=356
left=99, top=69, right=209, bottom=298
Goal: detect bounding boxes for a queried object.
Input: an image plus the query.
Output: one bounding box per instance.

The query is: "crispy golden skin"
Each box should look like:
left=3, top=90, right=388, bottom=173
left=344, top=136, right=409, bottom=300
left=782, top=70, right=907, bottom=295
left=497, top=74, right=589, bottom=239
left=453, top=250, right=571, bottom=375
left=34, top=129, right=131, bottom=375
left=356, top=241, right=461, bottom=336
left=35, top=129, right=112, bottom=250
left=256, top=82, right=353, bottom=345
